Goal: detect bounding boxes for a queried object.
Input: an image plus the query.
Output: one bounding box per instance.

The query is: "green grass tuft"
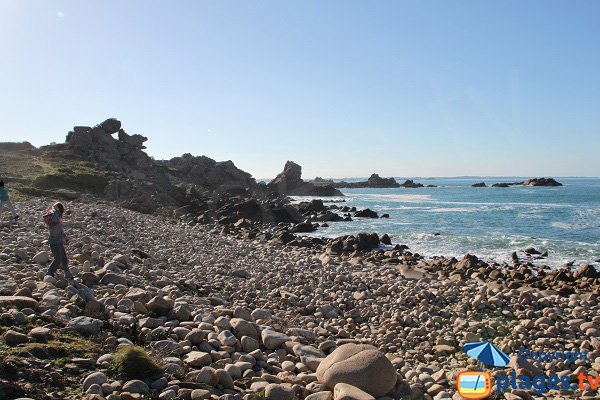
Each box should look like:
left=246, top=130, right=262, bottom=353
left=109, top=345, right=163, bottom=381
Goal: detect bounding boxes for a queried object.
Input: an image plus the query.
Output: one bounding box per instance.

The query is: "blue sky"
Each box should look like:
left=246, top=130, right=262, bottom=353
left=1, top=1, right=599, bottom=178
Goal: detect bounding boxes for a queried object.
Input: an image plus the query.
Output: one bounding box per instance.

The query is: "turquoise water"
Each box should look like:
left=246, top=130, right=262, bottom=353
left=296, top=177, right=600, bottom=268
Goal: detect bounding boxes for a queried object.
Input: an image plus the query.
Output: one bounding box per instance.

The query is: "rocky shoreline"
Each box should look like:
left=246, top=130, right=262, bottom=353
left=1, top=199, right=599, bottom=400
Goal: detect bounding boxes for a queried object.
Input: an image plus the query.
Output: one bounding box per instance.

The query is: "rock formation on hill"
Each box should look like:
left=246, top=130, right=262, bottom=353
left=268, top=161, right=343, bottom=196
left=62, top=119, right=269, bottom=214
left=67, top=118, right=152, bottom=171
left=3, top=119, right=288, bottom=219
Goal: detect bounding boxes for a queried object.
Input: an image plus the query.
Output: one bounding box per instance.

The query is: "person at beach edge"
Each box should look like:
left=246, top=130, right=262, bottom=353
left=0, top=180, right=19, bottom=220
left=45, top=202, right=72, bottom=279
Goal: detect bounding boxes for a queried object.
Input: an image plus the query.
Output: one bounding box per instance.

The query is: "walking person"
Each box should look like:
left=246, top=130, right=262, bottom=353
left=0, top=180, right=19, bottom=220
left=44, top=202, right=73, bottom=279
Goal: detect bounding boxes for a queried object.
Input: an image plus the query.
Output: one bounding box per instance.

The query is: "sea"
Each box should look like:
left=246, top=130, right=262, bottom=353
left=292, top=177, right=600, bottom=268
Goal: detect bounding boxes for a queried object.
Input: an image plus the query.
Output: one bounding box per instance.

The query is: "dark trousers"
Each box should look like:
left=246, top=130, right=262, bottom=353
left=47, top=243, right=71, bottom=277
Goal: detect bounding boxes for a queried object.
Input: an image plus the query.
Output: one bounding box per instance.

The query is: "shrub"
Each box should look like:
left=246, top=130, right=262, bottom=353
left=109, top=345, right=163, bottom=381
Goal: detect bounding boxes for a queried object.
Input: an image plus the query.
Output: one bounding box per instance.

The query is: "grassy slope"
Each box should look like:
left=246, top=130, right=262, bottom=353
left=0, top=142, right=109, bottom=200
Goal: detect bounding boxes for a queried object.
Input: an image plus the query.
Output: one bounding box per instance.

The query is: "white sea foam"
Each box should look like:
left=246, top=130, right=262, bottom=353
left=427, top=207, right=479, bottom=213
left=359, top=194, right=433, bottom=202
left=552, top=222, right=572, bottom=229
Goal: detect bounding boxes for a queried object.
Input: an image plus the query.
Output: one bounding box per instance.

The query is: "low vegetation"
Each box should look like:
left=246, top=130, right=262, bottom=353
left=109, top=345, right=163, bottom=381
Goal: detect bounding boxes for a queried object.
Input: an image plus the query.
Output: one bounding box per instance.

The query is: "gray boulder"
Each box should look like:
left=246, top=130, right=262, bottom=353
left=67, top=316, right=103, bottom=336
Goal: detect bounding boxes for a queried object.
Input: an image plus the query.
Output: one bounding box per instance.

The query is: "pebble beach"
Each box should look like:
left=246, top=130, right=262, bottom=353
left=0, top=199, right=598, bottom=400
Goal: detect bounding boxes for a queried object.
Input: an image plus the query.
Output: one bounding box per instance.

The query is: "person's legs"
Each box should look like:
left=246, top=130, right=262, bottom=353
left=60, top=245, right=72, bottom=278
left=6, top=200, right=18, bottom=218
left=46, top=243, right=63, bottom=276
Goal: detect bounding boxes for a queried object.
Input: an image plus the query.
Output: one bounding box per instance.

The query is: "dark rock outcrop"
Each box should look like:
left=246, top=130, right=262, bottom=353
left=472, top=182, right=487, bottom=187
left=354, top=209, right=379, bottom=218
left=400, top=179, right=424, bottom=188
left=492, top=178, right=562, bottom=188
left=325, top=174, right=400, bottom=189
left=326, top=233, right=381, bottom=254
left=522, top=178, right=562, bottom=187
left=365, top=174, right=400, bottom=188
left=268, top=161, right=343, bottom=197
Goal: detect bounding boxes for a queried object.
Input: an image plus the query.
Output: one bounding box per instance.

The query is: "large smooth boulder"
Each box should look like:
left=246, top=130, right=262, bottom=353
left=316, top=344, right=397, bottom=397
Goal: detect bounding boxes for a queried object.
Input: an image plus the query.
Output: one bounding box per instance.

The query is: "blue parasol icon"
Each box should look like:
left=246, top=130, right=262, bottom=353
left=463, top=341, right=510, bottom=367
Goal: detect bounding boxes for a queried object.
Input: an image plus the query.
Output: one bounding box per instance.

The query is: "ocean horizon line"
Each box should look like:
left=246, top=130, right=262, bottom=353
left=257, top=175, right=600, bottom=182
